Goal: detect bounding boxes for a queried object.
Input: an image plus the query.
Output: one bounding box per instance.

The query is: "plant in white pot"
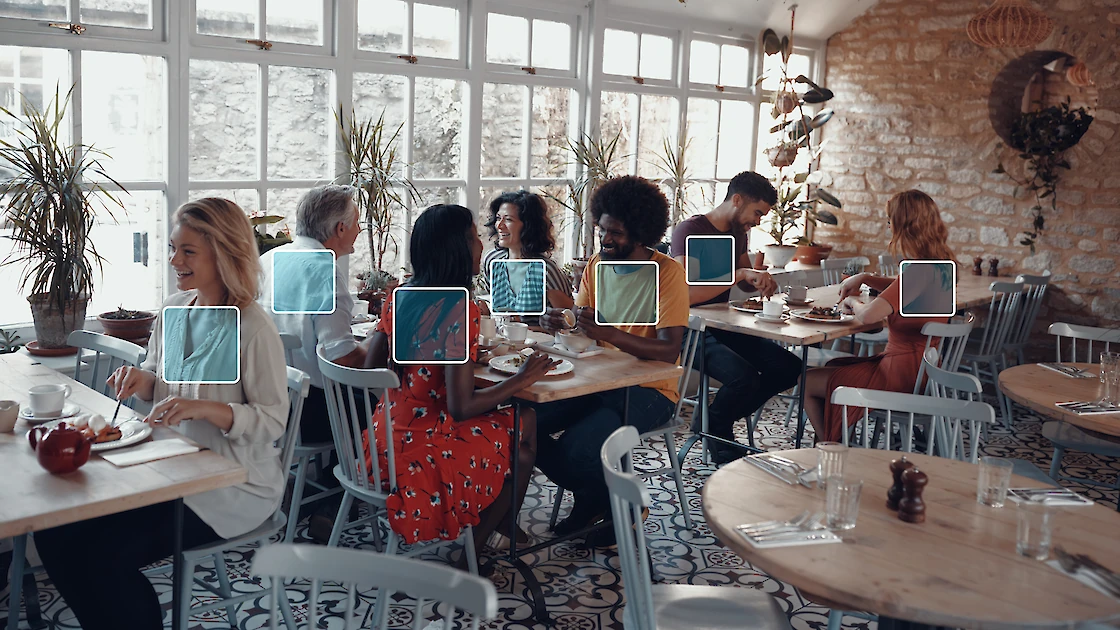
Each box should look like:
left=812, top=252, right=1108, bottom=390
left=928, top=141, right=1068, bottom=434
left=0, top=87, right=125, bottom=349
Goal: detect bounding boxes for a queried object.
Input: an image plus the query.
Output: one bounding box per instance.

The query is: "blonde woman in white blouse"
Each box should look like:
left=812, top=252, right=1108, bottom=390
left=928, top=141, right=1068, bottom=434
left=34, top=198, right=288, bottom=630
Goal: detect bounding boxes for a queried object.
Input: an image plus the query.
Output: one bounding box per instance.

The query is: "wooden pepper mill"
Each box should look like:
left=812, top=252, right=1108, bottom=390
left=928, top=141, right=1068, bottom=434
left=987, top=257, right=999, bottom=277
left=897, top=467, right=929, bottom=523
left=886, top=455, right=914, bottom=510
left=972, top=256, right=983, bottom=276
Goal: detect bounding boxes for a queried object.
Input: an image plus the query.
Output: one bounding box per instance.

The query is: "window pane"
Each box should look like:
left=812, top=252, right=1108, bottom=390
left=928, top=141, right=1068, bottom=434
left=637, top=95, right=676, bottom=178
left=602, top=29, right=638, bottom=77
left=414, top=4, right=459, bottom=59
left=532, top=19, right=570, bottom=71
left=88, top=192, right=165, bottom=317
left=417, top=186, right=460, bottom=207
left=684, top=181, right=716, bottom=214
left=720, top=44, right=750, bottom=88
left=266, top=0, right=323, bottom=45
left=716, top=100, right=754, bottom=179
left=197, top=0, right=258, bottom=39
left=686, top=98, right=718, bottom=180
left=265, top=187, right=307, bottom=231
left=0, top=0, right=66, bottom=20
left=639, top=34, right=673, bottom=81
left=353, top=72, right=408, bottom=157
left=480, top=83, right=524, bottom=178
left=761, top=52, right=812, bottom=92
left=0, top=46, right=69, bottom=135
left=486, top=13, right=528, bottom=65
left=188, top=188, right=260, bottom=213
left=267, top=66, right=331, bottom=180
left=357, top=0, right=406, bottom=54
left=79, top=0, right=151, bottom=29
left=599, top=91, right=636, bottom=172
left=81, top=52, right=165, bottom=182
left=413, top=77, right=463, bottom=179
left=537, top=184, right=571, bottom=263
left=689, top=40, right=719, bottom=85
left=531, top=86, right=570, bottom=179
left=189, top=60, right=259, bottom=180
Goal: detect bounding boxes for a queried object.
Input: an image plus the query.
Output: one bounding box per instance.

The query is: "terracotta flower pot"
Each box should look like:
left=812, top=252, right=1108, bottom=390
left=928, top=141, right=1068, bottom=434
left=98, top=311, right=156, bottom=341
left=795, top=244, right=833, bottom=265
left=28, top=294, right=88, bottom=349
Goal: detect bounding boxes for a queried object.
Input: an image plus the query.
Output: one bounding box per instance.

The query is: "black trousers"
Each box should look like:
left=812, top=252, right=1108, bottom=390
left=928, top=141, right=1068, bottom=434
left=300, top=384, right=371, bottom=445
left=35, top=501, right=221, bottom=630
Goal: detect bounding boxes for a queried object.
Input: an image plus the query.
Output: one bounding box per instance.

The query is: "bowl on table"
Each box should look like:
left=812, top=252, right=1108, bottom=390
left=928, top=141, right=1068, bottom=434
left=558, top=330, right=593, bottom=354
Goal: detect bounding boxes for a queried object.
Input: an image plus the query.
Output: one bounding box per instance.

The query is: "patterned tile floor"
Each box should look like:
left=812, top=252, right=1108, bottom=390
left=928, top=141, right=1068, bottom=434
left=4, top=395, right=1119, bottom=630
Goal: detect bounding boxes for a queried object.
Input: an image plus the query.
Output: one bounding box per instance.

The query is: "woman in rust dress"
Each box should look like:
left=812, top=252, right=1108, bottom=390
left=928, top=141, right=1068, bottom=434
left=803, top=190, right=957, bottom=443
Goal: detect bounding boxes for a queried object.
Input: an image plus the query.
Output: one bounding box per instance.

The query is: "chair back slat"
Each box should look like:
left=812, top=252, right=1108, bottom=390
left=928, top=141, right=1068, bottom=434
left=253, top=543, right=497, bottom=630
left=878, top=254, right=901, bottom=277
left=277, top=367, right=311, bottom=515
left=834, top=385, right=994, bottom=454
left=1049, top=322, right=1120, bottom=363
left=972, top=282, right=1024, bottom=358
left=912, top=313, right=974, bottom=394
left=67, top=330, right=145, bottom=401
left=821, top=256, right=871, bottom=286
left=922, top=349, right=986, bottom=462
left=1005, top=273, right=1050, bottom=358
left=279, top=332, right=301, bottom=366
left=601, top=426, right=656, bottom=630
left=665, top=316, right=704, bottom=429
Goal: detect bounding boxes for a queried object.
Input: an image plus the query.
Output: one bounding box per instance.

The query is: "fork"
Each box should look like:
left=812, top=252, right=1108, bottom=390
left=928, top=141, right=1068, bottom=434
left=752, top=513, right=826, bottom=541
left=1056, top=547, right=1120, bottom=599
left=738, top=510, right=812, bottom=535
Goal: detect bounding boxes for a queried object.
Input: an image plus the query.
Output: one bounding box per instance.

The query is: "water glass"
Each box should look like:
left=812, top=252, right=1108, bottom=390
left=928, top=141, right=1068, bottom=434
left=1101, top=352, right=1120, bottom=407
left=1016, top=502, right=1054, bottom=560
left=825, top=474, right=863, bottom=530
left=976, top=456, right=1014, bottom=507
left=816, top=442, right=848, bottom=490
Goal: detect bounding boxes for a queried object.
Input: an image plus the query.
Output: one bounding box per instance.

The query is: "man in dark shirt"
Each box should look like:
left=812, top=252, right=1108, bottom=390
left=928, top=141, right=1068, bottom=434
left=670, top=171, right=803, bottom=464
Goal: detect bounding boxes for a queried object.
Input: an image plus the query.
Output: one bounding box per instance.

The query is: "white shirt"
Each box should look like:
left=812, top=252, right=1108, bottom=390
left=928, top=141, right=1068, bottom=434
left=259, top=235, right=357, bottom=388
left=143, top=291, right=289, bottom=539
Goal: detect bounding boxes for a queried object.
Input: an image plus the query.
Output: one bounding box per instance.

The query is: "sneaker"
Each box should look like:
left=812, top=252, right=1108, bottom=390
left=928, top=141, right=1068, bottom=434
left=486, top=526, right=530, bottom=551
left=552, top=496, right=608, bottom=536
left=711, top=441, right=749, bottom=466
left=584, top=507, right=649, bottom=549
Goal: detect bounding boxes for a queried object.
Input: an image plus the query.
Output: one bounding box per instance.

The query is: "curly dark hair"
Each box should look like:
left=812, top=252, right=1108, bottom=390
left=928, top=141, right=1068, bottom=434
left=589, top=176, right=669, bottom=248
left=725, top=170, right=778, bottom=205
left=483, top=190, right=556, bottom=258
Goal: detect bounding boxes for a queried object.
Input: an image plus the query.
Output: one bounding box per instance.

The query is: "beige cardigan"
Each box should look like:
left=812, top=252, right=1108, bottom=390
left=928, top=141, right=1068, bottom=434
left=142, top=290, right=289, bottom=538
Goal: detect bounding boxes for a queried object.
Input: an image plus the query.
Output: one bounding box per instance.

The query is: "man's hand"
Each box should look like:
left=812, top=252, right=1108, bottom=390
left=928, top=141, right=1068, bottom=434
left=736, top=268, right=778, bottom=298
left=539, top=307, right=568, bottom=332
left=576, top=306, right=611, bottom=342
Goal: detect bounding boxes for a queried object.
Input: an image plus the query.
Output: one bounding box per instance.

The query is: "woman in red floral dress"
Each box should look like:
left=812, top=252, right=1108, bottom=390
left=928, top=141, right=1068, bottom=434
left=364, top=204, right=558, bottom=551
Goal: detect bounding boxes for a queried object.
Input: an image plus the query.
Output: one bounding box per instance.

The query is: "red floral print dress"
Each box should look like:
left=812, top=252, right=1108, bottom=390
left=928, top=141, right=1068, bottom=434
left=362, top=299, right=514, bottom=544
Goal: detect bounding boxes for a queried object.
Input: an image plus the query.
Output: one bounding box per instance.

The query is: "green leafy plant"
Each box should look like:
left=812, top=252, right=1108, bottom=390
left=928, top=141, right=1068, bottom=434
left=100, top=306, right=154, bottom=320
left=650, top=125, right=697, bottom=225
left=337, top=107, right=420, bottom=274
left=0, top=328, right=22, bottom=354
left=844, top=259, right=865, bottom=276
left=357, top=268, right=397, bottom=292
left=542, top=129, right=626, bottom=259
left=249, top=213, right=292, bottom=255
left=0, top=85, right=125, bottom=316
left=994, top=99, right=1093, bottom=253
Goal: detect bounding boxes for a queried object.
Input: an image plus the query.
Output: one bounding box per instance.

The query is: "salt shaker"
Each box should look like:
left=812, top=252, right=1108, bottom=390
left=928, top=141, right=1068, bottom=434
left=886, top=455, right=914, bottom=511
left=972, top=256, right=983, bottom=276
left=898, top=467, right=929, bottom=524
left=987, top=258, right=999, bottom=277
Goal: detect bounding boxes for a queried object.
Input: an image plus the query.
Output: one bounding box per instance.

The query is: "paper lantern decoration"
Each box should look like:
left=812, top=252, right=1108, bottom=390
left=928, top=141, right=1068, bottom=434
left=1066, top=61, right=1094, bottom=87
left=966, top=0, right=1054, bottom=48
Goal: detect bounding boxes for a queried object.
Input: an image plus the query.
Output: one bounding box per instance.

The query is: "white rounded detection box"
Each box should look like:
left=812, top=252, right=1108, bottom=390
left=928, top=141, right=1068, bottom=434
left=271, top=249, right=337, bottom=315
left=390, top=286, right=471, bottom=365
left=685, top=234, right=736, bottom=286
left=488, top=258, right=547, bottom=316
left=161, top=305, right=241, bottom=385
left=594, top=260, right=660, bottom=327
left=898, top=260, right=957, bottom=318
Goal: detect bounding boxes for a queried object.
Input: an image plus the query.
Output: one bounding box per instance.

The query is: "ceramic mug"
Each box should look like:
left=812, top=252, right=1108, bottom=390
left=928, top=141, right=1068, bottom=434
left=0, top=400, right=18, bottom=433
left=761, top=300, right=784, bottom=318
left=352, top=300, right=370, bottom=317
left=479, top=316, right=497, bottom=340
left=785, top=285, right=809, bottom=301
left=28, top=384, right=72, bottom=417
left=503, top=322, right=529, bottom=343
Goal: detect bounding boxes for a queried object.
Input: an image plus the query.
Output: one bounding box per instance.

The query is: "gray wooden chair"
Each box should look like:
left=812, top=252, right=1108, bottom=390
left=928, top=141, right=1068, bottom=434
left=66, top=329, right=145, bottom=405
left=821, top=256, right=870, bottom=286
left=959, top=281, right=1024, bottom=427
left=1003, top=272, right=1051, bottom=367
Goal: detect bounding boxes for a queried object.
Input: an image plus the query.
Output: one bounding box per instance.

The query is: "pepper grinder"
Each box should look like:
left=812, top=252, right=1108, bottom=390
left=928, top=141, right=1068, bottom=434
left=886, top=455, right=914, bottom=511
left=972, top=256, right=983, bottom=276
left=987, top=257, right=999, bottom=277
left=897, top=467, right=929, bottom=524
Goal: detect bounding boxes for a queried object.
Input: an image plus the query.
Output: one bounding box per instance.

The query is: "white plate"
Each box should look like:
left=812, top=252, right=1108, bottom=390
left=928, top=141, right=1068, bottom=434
left=488, top=354, right=574, bottom=376
left=730, top=300, right=788, bottom=314
left=790, top=308, right=855, bottom=324
left=33, top=418, right=153, bottom=451
left=754, top=312, right=790, bottom=324
left=784, top=297, right=814, bottom=306
left=20, top=403, right=82, bottom=424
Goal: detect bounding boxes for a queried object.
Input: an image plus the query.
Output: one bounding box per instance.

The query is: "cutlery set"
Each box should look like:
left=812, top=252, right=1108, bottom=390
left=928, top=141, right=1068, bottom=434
left=1055, top=547, right=1120, bottom=600
left=737, top=511, right=840, bottom=547
left=1007, top=487, right=1094, bottom=506
left=1037, top=363, right=1095, bottom=379
left=745, top=454, right=817, bottom=488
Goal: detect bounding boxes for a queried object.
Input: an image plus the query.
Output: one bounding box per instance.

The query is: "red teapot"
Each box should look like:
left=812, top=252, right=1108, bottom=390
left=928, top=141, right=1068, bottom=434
left=28, top=423, right=93, bottom=474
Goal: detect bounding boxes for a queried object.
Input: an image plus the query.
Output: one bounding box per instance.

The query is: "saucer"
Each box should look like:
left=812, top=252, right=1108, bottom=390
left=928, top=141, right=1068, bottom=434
left=20, top=403, right=82, bottom=424
left=755, top=312, right=790, bottom=324
left=784, top=297, right=814, bottom=306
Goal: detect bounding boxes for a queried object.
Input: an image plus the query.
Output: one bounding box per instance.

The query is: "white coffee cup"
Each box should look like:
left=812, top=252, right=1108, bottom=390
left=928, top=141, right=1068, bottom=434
left=503, top=322, right=529, bottom=343
left=352, top=300, right=369, bottom=318
left=28, top=384, right=72, bottom=417
left=761, top=300, right=784, bottom=318
left=479, top=316, right=497, bottom=340
left=786, top=285, right=808, bottom=301
left=0, top=400, right=18, bottom=433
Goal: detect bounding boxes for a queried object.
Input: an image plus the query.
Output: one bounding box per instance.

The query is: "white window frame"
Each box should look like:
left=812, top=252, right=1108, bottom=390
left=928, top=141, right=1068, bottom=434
left=599, top=20, right=679, bottom=90
left=351, top=0, right=468, bottom=70
left=483, top=3, right=579, bottom=80
left=687, top=32, right=753, bottom=97
left=0, top=0, right=166, bottom=43
left=189, top=0, right=335, bottom=56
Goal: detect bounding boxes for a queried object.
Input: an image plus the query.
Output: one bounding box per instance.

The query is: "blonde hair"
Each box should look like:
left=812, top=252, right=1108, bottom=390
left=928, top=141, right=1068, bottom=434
left=173, top=198, right=261, bottom=308
left=886, top=190, right=958, bottom=264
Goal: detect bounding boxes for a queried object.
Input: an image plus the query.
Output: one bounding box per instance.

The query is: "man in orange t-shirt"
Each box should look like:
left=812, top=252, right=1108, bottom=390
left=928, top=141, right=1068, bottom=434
left=536, top=175, right=689, bottom=547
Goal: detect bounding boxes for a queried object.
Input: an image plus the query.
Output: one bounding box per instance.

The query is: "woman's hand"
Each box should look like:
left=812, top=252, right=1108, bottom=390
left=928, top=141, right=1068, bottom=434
left=837, top=272, right=868, bottom=301
left=107, top=366, right=156, bottom=402
left=514, top=352, right=562, bottom=388
left=838, top=296, right=862, bottom=315
left=146, top=396, right=233, bottom=431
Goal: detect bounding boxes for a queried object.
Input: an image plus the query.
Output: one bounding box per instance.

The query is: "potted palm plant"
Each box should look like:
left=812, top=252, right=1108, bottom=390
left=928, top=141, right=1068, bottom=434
left=0, top=86, right=125, bottom=351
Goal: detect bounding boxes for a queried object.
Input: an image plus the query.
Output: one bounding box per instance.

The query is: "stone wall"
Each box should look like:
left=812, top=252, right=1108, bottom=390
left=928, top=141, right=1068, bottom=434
left=820, top=0, right=1120, bottom=360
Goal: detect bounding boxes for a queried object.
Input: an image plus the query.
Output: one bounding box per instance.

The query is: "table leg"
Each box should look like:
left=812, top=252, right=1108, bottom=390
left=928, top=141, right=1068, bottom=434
left=794, top=345, right=810, bottom=449
left=171, top=498, right=184, bottom=630
left=676, top=333, right=708, bottom=467
left=5, top=535, right=26, bottom=630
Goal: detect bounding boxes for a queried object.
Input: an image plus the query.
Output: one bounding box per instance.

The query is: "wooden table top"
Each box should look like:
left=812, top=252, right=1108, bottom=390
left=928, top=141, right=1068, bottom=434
left=999, top=363, right=1119, bottom=438
left=473, top=331, right=682, bottom=404
left=703, top=449, right=1120, bottom=629
left=0, top=353, right=247, bottom=539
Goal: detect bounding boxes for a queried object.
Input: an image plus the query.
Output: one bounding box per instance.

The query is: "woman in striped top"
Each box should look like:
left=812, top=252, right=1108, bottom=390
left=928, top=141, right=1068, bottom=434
left=478, top=190, right=574, bottom=324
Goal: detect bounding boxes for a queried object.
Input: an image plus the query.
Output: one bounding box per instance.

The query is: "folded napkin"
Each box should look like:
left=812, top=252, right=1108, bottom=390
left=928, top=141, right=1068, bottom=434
left=1037, top=363, right=1095, bottom=379
left=1008, top=488, right=1094, bottom=507
left=1047, top=559, right=1120, bottom=601
left=736, top=526, right=842, bottom=549
left=101, top=438, right=200, bottom=467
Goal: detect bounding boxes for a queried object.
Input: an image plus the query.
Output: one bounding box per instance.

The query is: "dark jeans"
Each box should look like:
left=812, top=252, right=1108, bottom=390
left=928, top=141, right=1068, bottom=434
left=301, top=384, right=369, bottom=445
left=533, top=386, right=675, bottom=508
left=35, top=502, right=221, bottom=630
left=692, top=329, right=803, bottom=440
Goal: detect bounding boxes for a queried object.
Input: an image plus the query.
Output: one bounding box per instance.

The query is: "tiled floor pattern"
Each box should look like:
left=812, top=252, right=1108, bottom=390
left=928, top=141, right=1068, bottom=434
left=3, top=396, right=1118, bottom=630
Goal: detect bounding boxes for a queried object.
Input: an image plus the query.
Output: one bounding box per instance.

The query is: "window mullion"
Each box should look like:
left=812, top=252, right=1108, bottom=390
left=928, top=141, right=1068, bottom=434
left=70, top=0, right=79, bottom=22
left=520, top=85, right=532, bottom=180
left=70, top=49, right=82, bottom=151
left=258, top=0, right=267, bottom=39
left=259, top=62, right=269, bottom=210
left=405, top=0, right=415, bottom=56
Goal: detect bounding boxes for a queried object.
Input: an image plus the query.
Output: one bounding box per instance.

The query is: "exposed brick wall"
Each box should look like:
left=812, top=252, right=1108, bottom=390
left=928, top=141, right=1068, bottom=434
left=819, top=0, right=1120, bottom=360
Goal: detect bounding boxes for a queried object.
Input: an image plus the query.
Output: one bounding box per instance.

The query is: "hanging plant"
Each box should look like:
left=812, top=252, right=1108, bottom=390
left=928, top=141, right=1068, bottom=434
left=994, top=99, right=1093, bottom=253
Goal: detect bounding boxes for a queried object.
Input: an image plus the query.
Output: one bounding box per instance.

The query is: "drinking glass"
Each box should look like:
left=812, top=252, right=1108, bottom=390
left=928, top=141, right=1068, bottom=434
left=976, top=456, right=1014, bottom=507
left=1016, top=502, right=1054, bottom=560
left=825, top=474, right=863, bottom=530
left=1101, top=352, right=1120, bottom=407
left=816, top=442, right=848, bottom=490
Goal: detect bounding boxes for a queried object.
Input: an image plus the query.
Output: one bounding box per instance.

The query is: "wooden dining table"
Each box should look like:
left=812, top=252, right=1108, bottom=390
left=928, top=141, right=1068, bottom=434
left=0, top=352, right=247, bottom=630
left=703, top=449, right=1120, bottom=629
left=999, top=362, right=1120, bottom=440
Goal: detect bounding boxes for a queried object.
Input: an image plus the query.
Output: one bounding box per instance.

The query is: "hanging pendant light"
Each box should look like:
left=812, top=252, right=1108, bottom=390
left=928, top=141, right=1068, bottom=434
left=966, top=0, right=1054, bottom=48
left=1066, top=61, right=1094, bottom=87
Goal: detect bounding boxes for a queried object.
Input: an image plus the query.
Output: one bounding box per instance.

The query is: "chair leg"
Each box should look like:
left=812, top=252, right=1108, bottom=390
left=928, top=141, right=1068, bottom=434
left=827, top=609, right=843, bottom=630
left=991, top=360, right=1011, bottom=427
left=276, top=577, right=298, bottom=630
left=663, top=430, right=694, bottom=529
left=747, top=408, right=760, bottom=449
left=463, top=525, right=479, bottom=576
left=177, top=556, right=194, bottom=630
left=783, top=386, right=799, bottom=427
left=213, top=551, right=240, bottom=625
left=371, top=530, right=400, bottom=630
left=285, top=455, right=311, bottom=543
left=7, top=534, right=27, bottom=630
left=549, top=487, right=565, bottom=530
left=327, top=491, right=355, bottom=547
left=1049, top=447, right=1065, bottom=480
